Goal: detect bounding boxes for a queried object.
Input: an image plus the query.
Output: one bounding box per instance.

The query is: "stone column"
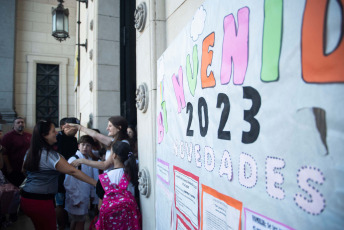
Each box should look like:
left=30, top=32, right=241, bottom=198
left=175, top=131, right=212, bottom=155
left=0, top=1, right=17, bottom=122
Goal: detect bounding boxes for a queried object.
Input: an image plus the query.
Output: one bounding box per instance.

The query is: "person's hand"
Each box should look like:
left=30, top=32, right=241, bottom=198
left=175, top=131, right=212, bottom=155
left=64, top=123, right=79, bottom=136
left=71, top=158, right=83, bottom=167
left=73, top=202, right=81, bottom=208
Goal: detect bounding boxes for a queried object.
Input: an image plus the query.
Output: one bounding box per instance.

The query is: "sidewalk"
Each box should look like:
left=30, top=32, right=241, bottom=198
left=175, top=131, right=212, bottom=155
left=2, top=212, right=92, bottom=230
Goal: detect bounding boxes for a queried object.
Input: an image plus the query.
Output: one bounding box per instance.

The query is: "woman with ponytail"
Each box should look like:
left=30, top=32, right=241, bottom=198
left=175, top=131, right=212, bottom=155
left=20, top=120, right=96, bottom=230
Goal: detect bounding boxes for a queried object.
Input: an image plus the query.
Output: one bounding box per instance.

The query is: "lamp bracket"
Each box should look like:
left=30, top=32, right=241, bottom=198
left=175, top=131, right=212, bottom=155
left=77, top=39, right=88, bottom=52
left=77, top=0, right=88, bottom=8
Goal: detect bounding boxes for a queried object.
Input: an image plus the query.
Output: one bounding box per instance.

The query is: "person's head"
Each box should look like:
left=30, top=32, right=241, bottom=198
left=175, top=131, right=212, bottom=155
left=127, top=125, right=136, bottom=139
left=32, top=120, right=57, bottom=146
left=63, top=117, right=80, bottom=136
left=59, top=117, right=68, bottom=129
left=23, top=120, right=57, bottom=171
left=107, top=116, right=129, bottom=141
left=111, top=141, right=130, bottom=164
left=78, top=135, right=95, bottom=156
left=13, top=117, right=25, bottom=134
left=111, top=141, right=138, bottom=186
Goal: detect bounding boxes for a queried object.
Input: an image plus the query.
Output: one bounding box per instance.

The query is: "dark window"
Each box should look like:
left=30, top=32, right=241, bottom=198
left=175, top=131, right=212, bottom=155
left=36, top=64, right=59, bottom=126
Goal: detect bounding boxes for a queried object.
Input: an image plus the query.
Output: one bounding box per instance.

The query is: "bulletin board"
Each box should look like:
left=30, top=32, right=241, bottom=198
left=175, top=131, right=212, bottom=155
left=156, top=0, right=344, bottom=229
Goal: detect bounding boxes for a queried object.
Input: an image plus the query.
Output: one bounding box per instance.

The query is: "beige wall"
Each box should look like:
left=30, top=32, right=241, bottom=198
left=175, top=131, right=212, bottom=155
left=77, top=0, right=122, bottom=135
left=135, top=0, right=205, bottom=229
left=15, top=0, right=77, bottom=129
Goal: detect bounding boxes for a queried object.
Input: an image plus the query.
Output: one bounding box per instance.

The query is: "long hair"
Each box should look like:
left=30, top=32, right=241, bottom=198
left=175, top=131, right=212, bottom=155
left=23, top=120, right=55, bottom=172
left=112, top=141, right=138, bottom=188
left=108, top=116, right=129, bottom=142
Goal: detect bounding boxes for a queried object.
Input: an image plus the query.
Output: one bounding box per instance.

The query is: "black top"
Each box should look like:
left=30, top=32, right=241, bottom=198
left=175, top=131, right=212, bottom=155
left=56, top=131, right=78, bottom=193
left=96, top=180, right=105, bottom=199
left=56, top=131, right=78, bottom=159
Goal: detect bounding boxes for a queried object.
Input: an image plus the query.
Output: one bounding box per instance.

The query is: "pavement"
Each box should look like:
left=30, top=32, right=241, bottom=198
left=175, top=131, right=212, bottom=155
left=1, top=211, right=92, bottom=230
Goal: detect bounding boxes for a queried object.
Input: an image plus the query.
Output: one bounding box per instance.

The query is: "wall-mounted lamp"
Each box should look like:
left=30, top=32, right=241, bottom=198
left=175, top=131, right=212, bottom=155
left=52, top=0, right=69, bottom=42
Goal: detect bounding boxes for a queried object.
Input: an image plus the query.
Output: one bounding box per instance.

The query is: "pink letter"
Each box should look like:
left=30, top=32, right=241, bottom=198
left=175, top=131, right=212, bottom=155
left=157, top=112, right=164, bottom=144
left=220, top=7, right=249, bottom=85
left=172, top=67, right=186, bottom=113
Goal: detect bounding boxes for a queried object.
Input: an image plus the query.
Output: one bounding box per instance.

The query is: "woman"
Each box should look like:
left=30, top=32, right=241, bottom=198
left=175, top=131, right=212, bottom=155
left=66, top=116, right=131, bottom=172
left=20, top=120, right=97, bottom=230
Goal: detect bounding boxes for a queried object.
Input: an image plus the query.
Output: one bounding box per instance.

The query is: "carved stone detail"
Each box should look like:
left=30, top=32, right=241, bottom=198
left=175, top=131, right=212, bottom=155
left=136, top=83, right=148, bottom=113
left=90, top=19, right=93, bottom=31
left=134, top=2, right=147, bottom=32
left=138, top=168, right=150, bottom=198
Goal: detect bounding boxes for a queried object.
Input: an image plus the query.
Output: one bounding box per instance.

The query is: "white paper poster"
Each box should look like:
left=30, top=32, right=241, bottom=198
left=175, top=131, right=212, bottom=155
left=201, top=184, right=242, bottom=230
left=174, top=166, right=199, bottom=229
left=177, top=215, right=192, bottom=230
left=157, top=158, right=170, bottom=185
left=244, top=208, right=294, bottom=230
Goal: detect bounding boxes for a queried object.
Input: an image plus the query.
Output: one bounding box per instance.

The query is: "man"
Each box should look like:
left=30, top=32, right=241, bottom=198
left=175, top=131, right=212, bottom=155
left=55, top=117, right=79, bottom=230
left=2, top=117, right=31, bottom=187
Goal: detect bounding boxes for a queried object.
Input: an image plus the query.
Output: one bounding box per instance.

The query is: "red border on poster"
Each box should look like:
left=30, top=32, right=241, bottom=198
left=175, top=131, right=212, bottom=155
left=174, top=166, right=200, bottom=230
left=201, top=184, right=243, bottom=230
left=176, top=214, right=192, bottom=230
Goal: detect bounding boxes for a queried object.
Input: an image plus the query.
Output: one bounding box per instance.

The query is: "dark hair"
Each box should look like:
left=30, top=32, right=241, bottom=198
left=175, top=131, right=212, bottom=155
left=112, top=141, right=138, bottom=187
left=65, top=117, right=80, bottom=124
left=128, top=124, right=138, bottom=158
left=78, top=135, right=95, bottom=146
left=108, top=116, right=129, bottom=141
left=13, top=117, right=25, bottom=123
left=23, top=120, right=55, bottom=172
left=59, top=117, right=68, bottom=127
left=92, top=129, right=100, bottom=133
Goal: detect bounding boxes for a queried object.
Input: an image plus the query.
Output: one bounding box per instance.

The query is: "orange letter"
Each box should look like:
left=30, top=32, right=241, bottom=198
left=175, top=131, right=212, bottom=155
left=302, top=0, right=344, bottom=83
left=201, top=32, right=216, bottom=88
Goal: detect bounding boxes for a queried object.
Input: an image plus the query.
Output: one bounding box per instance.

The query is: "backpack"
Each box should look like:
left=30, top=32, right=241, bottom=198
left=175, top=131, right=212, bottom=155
left=96, top=172, right=141, bottom=230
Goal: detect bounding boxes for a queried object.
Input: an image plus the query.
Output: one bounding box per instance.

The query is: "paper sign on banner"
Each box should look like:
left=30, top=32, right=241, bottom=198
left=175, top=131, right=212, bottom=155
left=177, top=214, right=192, bottom=230
left=244, top=208, right=294, bottom=230
left=201, top=185, right=242, bottom=230
left=174, top=166, right=199, bottom=229
left=157, top=158, right=170, bottom=185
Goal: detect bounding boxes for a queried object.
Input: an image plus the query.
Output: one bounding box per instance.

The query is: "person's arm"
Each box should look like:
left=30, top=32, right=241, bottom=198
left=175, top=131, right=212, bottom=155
left=98, top=199, right=103, bottom=210
left=0, top=145, right=3, bottom=169
left=56, top=156, right=97, bottom=186
left=71, top=157, right=113, bottom=171
left=2, top=154, right=13, bottom=174
left=65, top=123, right=113, bottom=147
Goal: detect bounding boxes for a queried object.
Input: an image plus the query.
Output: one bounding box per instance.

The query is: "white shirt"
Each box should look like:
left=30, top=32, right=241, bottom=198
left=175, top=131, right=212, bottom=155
left=64, top=151, right=95, bottom=215
left=106, top=168, right=135, bottom=197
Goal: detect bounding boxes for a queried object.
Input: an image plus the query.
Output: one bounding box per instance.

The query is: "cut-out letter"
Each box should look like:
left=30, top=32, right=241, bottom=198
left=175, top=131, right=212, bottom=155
left=172, top=67, right=186, bottom=113
left=221, top=7, right=249, bottom=85
left=201, top=32, right=216, bottom=88
left=302, top=0, right=344, bottom=82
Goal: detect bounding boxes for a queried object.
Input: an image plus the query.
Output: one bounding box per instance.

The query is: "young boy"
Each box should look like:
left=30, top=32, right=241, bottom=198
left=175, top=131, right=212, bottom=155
left=64, top=135, right=96, bottom=230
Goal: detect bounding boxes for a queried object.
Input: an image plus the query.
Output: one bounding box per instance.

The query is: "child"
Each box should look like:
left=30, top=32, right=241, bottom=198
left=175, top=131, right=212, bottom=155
left=64, top=135, right=96, bottom=230
left=95, top=141, right=141, bottom=230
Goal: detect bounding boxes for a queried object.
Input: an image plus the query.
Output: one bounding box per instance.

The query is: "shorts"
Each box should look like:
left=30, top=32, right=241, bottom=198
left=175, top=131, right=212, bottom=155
left=55, top=193, right=65, bottom=206
left=68, top=213, right=86, bottom=222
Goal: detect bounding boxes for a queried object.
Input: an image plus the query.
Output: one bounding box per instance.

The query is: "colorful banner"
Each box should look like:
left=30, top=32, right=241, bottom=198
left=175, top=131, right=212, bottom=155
left=156, top=0, right=344, bottom=229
